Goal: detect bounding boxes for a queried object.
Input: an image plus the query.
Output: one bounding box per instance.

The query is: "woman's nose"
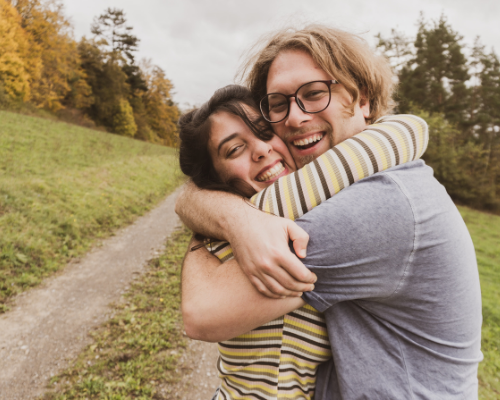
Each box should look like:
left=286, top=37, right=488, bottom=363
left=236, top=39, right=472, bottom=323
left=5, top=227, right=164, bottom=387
left=253, top=140, right=272, bottom=161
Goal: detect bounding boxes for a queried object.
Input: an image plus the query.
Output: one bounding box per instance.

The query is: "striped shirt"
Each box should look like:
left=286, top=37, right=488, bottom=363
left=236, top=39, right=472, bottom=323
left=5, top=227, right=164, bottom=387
left=208, top=115, right=429, bottom=399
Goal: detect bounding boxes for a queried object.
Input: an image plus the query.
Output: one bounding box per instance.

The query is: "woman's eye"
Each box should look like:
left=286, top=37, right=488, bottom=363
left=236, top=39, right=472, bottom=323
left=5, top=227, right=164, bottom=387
left=227, top=145, right=243, bottom=157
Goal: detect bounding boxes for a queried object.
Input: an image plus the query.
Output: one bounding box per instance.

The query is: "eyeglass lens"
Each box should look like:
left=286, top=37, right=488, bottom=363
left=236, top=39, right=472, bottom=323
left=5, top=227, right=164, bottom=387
left=261, top=81, right=331, bottom=122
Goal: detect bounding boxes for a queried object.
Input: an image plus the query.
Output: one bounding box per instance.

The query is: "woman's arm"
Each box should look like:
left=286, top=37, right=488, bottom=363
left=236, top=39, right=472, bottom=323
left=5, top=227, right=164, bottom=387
left=181, top=237, right=305, bottom=342
left=176, top=184, right=315, bottom=298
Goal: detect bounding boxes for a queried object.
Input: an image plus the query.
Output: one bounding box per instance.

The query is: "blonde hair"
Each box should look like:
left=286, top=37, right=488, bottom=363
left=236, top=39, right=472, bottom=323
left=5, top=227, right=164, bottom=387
left=241, top=25, right=396, bottom=122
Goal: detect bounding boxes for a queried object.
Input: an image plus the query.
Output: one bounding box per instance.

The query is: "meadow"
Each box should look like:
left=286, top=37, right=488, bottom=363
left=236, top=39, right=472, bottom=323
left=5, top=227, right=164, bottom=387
left=460, top=206, right=500, bottom=399
left=0, top=110, right=185, bottom=311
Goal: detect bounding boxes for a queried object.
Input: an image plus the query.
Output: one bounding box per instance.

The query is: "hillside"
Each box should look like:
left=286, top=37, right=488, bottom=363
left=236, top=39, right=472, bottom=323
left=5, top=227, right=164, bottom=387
left=0, top=111, right=184, bottom=310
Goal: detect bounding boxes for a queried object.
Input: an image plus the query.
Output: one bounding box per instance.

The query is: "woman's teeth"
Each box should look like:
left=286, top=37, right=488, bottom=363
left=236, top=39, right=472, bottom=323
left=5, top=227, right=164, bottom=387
left=293, top=133, right=324, bottom=148
left=257, top=162, right=285, bottom=182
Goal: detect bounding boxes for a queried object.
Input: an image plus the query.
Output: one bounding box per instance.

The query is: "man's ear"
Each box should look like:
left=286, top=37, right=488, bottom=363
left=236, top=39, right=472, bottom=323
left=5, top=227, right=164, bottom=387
left=360, top=93, right=370, bottom=119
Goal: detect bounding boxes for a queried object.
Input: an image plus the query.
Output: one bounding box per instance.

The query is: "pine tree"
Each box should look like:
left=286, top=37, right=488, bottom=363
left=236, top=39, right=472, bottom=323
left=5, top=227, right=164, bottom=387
left=90, top=8, right=139, bottom=64
left=398, top=14, right=470, bottom=127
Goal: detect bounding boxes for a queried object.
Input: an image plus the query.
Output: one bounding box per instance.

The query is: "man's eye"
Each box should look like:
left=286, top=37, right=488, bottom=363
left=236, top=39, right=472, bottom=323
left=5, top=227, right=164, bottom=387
left=302, top=90, right=327, bottom=100
left=269, top=101, right=287, bottom=112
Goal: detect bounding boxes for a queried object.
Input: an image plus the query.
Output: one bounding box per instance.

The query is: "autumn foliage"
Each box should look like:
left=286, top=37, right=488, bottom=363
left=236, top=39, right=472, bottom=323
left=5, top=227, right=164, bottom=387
left=0, top=1, right=179, bottom=146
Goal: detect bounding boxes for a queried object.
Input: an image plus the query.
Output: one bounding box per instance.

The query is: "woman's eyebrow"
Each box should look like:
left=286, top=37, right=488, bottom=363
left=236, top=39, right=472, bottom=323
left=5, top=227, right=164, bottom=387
left=218, top=133, right=239, bottom=155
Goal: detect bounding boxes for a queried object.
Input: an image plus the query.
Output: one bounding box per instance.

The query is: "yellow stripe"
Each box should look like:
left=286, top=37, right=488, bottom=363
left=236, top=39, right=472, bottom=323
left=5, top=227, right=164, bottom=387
left=318, top=153, right=342, bottom=194
left=336, top=141, right=367, bottom=180
left=282, top=176, right=294, bottom=219
left=301, top=166, right=318, bottom=208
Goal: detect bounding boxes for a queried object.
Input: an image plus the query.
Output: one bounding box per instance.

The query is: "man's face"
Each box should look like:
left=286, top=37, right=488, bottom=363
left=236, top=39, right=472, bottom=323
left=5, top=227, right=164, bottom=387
left=266, top=49, right=370, bottom=168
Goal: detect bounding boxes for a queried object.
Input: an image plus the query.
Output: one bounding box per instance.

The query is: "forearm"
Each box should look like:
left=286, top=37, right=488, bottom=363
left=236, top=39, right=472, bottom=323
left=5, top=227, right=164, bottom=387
left=175, top=181, right=254, bottom=241
left=181, top=238, right=304, bottom=342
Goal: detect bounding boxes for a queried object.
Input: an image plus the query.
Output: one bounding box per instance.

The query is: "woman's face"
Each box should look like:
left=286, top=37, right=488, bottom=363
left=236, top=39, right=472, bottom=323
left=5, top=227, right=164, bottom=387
left=208, top=110, right=296, bottom=194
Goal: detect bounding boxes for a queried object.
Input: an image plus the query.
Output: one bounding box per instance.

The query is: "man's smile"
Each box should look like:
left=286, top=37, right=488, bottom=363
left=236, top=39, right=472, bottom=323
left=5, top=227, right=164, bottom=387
left=292, top=132, right=325, bottom=150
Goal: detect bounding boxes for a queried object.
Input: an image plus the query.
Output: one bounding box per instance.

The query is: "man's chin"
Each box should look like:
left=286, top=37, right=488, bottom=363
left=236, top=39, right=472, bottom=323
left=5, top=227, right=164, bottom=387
left=291, top=142, right=330, bottom=168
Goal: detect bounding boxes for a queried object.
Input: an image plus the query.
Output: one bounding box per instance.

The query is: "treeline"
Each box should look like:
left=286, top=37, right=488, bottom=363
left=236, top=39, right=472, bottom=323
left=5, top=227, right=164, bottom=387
left=0, top=1, right=179, bottom=145
left=378, top=14, right=500, bottom=212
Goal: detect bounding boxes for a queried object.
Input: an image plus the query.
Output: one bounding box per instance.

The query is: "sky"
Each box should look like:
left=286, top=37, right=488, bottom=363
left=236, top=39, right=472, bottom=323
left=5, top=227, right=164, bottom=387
left=64, top=0, right=499, bottom=109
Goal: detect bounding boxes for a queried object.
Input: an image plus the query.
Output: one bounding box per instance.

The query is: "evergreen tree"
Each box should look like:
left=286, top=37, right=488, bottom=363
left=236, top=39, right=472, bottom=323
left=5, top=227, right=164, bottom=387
left=398, top=14, right=470, bottom=127
left=90, top=8, right=139, bottom=64
left=78, top=38, right=129, bottom=130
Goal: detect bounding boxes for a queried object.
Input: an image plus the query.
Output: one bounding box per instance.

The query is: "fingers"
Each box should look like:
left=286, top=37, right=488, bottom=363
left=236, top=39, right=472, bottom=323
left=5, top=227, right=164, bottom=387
left=287, top=220, right=309, bottom=259
left=276, top=249, right=316, bottom=285
left=250, top=273, right=309, bottom=298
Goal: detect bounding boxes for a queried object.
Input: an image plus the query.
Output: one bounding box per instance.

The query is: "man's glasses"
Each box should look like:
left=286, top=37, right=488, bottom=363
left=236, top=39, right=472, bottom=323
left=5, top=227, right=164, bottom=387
left=260, top=80, right=339, bottom=123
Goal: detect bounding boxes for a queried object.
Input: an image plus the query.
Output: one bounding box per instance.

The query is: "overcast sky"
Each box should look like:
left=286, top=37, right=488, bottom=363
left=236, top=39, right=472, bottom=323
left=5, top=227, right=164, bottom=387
left=64, top=0, right=499, bottom=108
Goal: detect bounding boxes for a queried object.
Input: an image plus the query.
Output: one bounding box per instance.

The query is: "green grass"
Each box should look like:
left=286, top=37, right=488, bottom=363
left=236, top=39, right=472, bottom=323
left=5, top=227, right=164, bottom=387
left=42, top=226, right=191, bottom=400
left=458, top=206, right=500, bottom=399
left=0, top=110, right=185, bottom=311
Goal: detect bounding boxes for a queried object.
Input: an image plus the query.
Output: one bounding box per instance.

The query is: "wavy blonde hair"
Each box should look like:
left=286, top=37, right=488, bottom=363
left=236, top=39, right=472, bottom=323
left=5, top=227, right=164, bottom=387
left=240, top=25, right=395, bottom=122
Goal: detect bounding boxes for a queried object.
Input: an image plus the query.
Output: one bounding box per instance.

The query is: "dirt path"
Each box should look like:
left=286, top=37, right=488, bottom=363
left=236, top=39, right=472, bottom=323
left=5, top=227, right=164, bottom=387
left=0, top=186, right=222, bottom=400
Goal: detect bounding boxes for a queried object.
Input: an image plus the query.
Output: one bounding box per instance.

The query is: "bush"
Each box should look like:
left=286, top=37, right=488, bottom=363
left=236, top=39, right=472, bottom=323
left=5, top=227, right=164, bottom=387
left=113, top=98, right=137, bottom=137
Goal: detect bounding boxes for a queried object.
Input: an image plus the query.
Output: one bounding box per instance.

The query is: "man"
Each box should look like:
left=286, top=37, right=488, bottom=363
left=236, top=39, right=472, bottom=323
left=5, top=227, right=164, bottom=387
left=178, top=25, right=482, bottom=399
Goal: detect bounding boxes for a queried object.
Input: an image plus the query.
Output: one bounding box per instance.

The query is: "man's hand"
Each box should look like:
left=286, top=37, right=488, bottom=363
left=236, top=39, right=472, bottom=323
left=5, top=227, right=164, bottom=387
left=176, top=182, right=316, bottom=298
left=227, top=208, right=316, bottom=298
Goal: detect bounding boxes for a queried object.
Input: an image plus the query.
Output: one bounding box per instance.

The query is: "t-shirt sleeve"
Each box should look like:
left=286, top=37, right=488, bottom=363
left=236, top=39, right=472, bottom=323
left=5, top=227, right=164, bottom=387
left=298, top=172, right=416, bottom=313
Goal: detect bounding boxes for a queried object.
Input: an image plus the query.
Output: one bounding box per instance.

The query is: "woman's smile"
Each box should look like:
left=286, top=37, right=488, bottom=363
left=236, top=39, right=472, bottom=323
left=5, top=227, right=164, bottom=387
left=208, top=110, right=296, bottom=193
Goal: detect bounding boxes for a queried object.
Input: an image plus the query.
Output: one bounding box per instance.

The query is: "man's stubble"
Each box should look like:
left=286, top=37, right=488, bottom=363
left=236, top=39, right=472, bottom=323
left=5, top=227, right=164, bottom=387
left=282, top=123, right=334, bottom=167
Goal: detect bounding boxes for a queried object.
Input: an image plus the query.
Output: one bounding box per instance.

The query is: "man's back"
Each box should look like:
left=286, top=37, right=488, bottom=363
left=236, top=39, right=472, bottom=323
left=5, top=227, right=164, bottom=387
left=299, top=160, right=482, bottom=399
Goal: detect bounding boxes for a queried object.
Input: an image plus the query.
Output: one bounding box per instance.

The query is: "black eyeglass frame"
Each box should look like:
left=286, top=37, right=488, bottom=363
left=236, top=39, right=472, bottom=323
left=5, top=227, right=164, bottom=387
left=259, top=79, right=339, bottom=123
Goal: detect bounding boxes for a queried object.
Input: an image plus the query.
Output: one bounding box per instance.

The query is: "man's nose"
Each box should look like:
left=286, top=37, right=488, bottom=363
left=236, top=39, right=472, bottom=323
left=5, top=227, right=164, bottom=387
left=285, top=97, right=312, bottom=128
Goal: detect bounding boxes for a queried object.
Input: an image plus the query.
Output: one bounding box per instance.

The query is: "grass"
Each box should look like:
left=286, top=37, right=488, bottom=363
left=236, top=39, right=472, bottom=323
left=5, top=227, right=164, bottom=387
left=42, top=226, right=191, bottom=400
left=0, top=110, right=185, bottom=311
left=458, top=206, right=500, bottom=399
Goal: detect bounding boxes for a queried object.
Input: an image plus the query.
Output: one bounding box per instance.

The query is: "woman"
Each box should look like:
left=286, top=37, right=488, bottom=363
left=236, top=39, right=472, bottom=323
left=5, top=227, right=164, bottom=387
left=178, top=85, right=428, bottom=400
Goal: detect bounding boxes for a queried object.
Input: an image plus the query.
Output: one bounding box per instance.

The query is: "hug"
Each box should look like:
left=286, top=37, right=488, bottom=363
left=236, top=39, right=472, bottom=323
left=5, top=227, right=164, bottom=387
left=176, top=24, right=482, bottom=400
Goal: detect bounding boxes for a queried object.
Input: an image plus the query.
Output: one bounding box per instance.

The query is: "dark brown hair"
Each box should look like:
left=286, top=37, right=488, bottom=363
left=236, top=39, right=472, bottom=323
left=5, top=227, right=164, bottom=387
left=178, top=84, right=274, bottom=198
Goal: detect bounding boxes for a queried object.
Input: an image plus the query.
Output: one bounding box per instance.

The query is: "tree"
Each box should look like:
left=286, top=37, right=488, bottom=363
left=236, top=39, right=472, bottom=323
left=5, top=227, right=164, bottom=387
left=141, top=61, right=180, bottom=146
left=0, top=0, right=36, bottom=102
left=91, top=8, right=139, bottom=64
left=398, top=14, right=470, bottom=127
left=376, top=29, right=414, bottom=74
left=13, top=0, right=91, bottom=111
left=78, top=38, right=129, bottom=130
left=113, top=97, right=136, bottom=137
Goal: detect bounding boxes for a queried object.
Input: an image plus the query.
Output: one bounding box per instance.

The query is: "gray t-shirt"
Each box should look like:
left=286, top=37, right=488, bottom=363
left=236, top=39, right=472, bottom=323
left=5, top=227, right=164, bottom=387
left=298, top=160, right=482, bottom=400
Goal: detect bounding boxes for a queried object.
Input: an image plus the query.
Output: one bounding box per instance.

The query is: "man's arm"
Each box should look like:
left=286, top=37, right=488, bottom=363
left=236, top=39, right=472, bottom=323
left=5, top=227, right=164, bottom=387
left=176, top=182, right=316, bottom=298
left=181, top=237, right=305, bottom=342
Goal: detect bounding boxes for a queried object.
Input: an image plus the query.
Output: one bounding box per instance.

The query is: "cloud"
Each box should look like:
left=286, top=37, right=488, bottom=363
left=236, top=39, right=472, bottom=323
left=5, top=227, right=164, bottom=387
left=64, top=0, right=498, bottom=106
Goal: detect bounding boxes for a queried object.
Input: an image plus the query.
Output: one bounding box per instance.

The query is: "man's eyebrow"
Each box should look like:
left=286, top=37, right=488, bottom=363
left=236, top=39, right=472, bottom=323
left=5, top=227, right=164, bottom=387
left=217, top=133, right=239, bottom=155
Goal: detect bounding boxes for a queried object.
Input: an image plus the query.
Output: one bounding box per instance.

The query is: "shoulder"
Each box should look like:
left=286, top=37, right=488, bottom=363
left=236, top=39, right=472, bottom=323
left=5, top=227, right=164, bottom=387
left=296, top=161, right=428, bottom=233
left=294, top=162, right=436, bottom=266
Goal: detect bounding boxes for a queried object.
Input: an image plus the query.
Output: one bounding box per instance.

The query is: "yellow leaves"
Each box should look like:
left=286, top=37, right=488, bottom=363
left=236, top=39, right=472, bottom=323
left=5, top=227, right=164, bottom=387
left=0, top=0, right=89, bottom=111
left=113, top=98, right=137, bottom=137
left=0, top=0, right=32, bottom=101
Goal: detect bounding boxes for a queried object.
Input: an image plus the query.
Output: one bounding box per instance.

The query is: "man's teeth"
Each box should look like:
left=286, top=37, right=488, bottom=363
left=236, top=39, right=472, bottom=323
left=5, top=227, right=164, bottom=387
left=257, top=162, right=285, bottom=182
left=293, top=133, right=324, bottom=147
